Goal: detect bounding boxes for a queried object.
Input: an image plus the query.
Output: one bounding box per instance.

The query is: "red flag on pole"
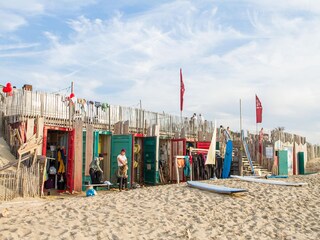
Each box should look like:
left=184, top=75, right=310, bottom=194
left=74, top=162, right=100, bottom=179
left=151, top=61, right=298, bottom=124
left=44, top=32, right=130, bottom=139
left=256, top=95, right=263, bottom=123
left=180, top=68, right=185, bottom=112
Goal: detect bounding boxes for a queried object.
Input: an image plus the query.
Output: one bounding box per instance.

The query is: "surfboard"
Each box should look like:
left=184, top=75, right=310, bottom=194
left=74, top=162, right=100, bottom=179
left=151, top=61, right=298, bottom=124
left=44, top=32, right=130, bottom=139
left=230, top=175, right=307, bottom=186
left=222, top=140, right=233, bottom=178
left=266, top=175, right=288, bottom=179
left=187, top=181, right=248, bottom=194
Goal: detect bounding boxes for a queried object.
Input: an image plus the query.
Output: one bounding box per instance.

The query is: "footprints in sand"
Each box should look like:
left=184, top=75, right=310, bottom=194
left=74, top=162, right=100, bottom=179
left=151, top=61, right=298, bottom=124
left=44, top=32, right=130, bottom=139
left=0, top=176, right=319, bottom=239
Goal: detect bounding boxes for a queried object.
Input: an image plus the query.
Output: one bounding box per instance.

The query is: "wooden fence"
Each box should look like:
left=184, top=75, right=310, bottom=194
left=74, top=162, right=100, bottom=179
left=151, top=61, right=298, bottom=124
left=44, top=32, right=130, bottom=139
left=0, top=89, right=214, bottom=135
left=0, top=172, right=16, bottom=201
left=0, top=163, right=41, bottom=201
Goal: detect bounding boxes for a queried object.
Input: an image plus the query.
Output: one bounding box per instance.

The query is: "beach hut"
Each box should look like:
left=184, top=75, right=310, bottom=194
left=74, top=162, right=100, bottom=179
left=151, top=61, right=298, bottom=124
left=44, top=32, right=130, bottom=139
left=104, top=133, right=160, bottom=188
left=42, top=125, right=83, bottom=193
left=82, top=128, right=112, bottom=191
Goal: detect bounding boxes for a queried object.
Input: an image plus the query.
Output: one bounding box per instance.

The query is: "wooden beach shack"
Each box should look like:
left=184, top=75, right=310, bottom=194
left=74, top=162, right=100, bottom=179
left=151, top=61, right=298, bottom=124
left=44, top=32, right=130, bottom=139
left=0, top=85, right=217, bottom=195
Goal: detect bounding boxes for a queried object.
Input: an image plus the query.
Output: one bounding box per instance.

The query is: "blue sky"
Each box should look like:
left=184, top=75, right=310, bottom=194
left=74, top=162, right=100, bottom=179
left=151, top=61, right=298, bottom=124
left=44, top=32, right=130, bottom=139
left=1, top=0, right=320, bottom=143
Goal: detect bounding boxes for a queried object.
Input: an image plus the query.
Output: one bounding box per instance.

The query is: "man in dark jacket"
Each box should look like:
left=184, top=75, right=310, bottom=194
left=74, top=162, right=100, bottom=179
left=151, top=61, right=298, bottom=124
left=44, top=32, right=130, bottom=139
left=89, top=153, right=104, bottom=184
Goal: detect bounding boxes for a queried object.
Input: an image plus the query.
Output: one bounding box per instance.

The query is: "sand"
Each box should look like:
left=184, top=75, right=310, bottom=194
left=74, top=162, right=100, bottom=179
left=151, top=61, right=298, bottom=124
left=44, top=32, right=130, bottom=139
left=0, top=137, right=17, bottom=169
left=0, top=159, right=320, bottom=240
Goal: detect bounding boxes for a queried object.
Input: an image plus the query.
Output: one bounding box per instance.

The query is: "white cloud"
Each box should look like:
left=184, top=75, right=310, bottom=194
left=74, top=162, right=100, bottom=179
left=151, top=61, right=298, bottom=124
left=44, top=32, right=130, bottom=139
left=246, top=0, right=320, bottom=14
left=0, top=10, right=27, bottom=32
left=1, top=0, right=320, bottom=143
left=0, top=1, right=44, bottom=14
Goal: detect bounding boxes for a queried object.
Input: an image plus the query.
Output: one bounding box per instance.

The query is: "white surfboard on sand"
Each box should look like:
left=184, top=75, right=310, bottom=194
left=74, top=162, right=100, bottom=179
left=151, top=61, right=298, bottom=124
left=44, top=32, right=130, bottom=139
left=231, top=175, right=307, bottom=186
left=187, top=181, right=248, bottom=194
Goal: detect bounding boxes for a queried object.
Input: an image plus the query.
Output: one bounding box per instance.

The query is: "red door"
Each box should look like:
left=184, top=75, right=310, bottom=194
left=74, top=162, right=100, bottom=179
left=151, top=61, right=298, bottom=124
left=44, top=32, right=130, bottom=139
left=67, top=129, right=75, bottom=193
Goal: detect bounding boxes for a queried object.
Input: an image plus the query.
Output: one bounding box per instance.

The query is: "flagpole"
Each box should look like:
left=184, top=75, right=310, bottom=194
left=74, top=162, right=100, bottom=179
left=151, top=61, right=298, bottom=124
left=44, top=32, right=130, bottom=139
left=256, top=94, right=259, bottom=162
left=180, top=68, right=185, bottom=130
left=240, top=99, right=242, bottom=137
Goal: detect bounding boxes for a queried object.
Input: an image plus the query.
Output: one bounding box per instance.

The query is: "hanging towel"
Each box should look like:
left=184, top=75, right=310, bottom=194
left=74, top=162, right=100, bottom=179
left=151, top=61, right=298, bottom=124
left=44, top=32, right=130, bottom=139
left=95, top=101, right=102, bottom=108
left=184, top=156, right=191, bottom=177
left=102, top=103, right=109, bottom=111
left=77, top=98, right=87, bottom=105
left=177, top=158, right=185, bottom=168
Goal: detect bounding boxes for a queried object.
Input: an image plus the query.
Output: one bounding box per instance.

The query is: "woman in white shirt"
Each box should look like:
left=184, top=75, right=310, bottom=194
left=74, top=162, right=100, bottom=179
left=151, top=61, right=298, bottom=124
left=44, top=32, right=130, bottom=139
left=117, top=149, right=128, bottom=191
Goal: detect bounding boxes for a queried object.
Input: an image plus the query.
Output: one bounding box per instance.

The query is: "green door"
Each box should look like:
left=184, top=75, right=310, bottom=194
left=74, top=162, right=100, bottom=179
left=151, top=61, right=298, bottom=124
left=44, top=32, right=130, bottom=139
left=111, top=135, right=133, bottom=186
left=82, top=131, right=91, bottom=191
left=143, top=137, right=158, bottom=185
left=298, top=152, right=305, bottom=175
left=278, top=150, right=288, bottom=175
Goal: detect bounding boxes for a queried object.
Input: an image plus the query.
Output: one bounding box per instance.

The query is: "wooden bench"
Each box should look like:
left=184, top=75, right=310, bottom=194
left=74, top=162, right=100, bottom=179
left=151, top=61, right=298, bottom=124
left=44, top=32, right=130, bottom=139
left=84, top=182, right=112, bottom=191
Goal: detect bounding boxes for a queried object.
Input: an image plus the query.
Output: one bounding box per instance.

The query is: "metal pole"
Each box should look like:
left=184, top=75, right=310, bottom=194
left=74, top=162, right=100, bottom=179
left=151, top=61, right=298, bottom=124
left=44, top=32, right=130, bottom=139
left=69, top=81, right=74, bottom=128
left=139, top=100, right=142, bottom=132
left=240, top=99, right=242, bottom=137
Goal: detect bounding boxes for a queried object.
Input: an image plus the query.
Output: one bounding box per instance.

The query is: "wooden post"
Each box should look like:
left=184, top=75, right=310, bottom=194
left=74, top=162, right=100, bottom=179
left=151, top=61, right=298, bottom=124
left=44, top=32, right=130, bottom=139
left=239, top=147, right=243, bottom=176
left=175, top=156, right=179, bottom=184
left=15, top=154, right=22, bottom=197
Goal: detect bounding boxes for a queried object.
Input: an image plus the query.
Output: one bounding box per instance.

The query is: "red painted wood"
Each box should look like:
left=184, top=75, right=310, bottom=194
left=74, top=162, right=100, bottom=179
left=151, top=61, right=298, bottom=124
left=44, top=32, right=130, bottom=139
left=67, top=129, right=75, bottom=193
left=196, top=141, right=210, bottom=150
left=133, top=133, right=144, bottom=137
left=42, top=127, right=48, bottom=156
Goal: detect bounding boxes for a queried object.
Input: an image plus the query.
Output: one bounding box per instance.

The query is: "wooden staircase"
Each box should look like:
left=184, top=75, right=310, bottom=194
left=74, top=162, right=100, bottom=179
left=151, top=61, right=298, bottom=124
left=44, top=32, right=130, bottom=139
left=230, top=139, right=272, bottom=177
left=242, top=157, right=271, bottom=176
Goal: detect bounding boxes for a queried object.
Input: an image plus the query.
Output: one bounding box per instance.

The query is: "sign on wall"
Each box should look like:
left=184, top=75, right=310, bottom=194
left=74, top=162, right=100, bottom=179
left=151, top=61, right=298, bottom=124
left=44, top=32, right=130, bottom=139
left=266, top=146, right=273, bottom=159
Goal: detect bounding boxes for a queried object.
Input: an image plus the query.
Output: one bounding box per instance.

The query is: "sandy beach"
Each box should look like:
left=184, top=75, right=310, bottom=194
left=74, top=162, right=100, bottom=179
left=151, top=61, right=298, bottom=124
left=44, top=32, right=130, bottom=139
left=1, top=159, right=320, bottom=240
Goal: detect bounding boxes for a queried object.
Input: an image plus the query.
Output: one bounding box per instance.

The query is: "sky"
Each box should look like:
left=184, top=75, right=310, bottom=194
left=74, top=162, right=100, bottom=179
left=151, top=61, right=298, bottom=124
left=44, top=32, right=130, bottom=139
left=0, top=0, right=319, bottom=143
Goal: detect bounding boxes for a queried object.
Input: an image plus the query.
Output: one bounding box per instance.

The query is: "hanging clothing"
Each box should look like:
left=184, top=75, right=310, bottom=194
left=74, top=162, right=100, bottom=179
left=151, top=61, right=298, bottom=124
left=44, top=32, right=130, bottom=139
left=177, top=158, right=185, bottom=168
left=184, top=156, right=191, bottom=177
left=57, top=150, right=65, bottom=174
left=95, top=102, right=102, bottom=108
left=215, top=154, right=223, bottom=179
left=102, top=103, right=109, bottom=111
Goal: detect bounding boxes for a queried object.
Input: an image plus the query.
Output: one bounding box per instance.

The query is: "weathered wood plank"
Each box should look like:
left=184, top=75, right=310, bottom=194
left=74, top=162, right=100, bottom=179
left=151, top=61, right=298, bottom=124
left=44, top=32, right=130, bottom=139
left=85, top=124, right=94, bottom=177
left=74, top=120, right=83, bottom=192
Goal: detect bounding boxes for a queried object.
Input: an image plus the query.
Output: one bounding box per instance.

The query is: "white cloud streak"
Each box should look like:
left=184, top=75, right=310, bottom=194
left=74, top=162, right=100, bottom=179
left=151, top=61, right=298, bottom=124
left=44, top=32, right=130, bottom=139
left=0, top=0, right=320, bottom=143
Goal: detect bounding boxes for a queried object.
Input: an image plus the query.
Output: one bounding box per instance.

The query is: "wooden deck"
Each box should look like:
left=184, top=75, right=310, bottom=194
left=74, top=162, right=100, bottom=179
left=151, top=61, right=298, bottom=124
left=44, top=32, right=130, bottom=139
left=1, top=89, right=214, bottom=138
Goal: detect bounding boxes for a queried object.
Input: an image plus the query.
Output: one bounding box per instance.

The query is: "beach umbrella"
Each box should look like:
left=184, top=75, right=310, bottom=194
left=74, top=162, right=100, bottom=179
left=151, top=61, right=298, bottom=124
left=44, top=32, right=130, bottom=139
left=206, top=120, right=217, bottom=165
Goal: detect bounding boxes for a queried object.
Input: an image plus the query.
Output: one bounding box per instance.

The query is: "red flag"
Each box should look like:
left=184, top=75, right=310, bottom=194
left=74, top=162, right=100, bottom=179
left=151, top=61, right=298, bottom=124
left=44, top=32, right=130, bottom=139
left=256, top=95, right=263, bottom=123
left=180, top=68, right=185, bottom=111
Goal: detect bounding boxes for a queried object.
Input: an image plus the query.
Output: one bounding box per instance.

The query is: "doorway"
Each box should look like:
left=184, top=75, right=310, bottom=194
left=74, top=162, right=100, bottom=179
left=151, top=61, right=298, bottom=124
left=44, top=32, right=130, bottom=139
left=42, top=127, right=73, bottom=193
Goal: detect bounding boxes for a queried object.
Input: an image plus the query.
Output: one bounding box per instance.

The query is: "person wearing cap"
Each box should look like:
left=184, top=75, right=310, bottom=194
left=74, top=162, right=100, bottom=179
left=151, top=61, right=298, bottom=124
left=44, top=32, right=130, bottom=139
left=117, top=149, right=128, bottom=191
left=89, top=153, right=104, bottom=184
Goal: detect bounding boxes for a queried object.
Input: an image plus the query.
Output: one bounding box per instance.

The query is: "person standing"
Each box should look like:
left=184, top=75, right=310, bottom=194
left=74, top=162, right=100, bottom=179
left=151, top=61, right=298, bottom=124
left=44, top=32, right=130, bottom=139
left=89, top=153, right=104, bottom=184
left=191, top=113, right=197, bottom=134
left=198, top=113, right=204, bottom=131
left=117, top=149, right=128, bottom=191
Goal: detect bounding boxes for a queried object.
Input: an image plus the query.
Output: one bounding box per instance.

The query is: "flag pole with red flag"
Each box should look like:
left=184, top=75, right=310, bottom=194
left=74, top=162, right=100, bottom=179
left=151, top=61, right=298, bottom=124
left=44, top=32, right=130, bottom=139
left=255, top=94, right=263, bottom=163
left=180, top=68, right=185, bottom=121
left=255, top=94, right=263, bottom=124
